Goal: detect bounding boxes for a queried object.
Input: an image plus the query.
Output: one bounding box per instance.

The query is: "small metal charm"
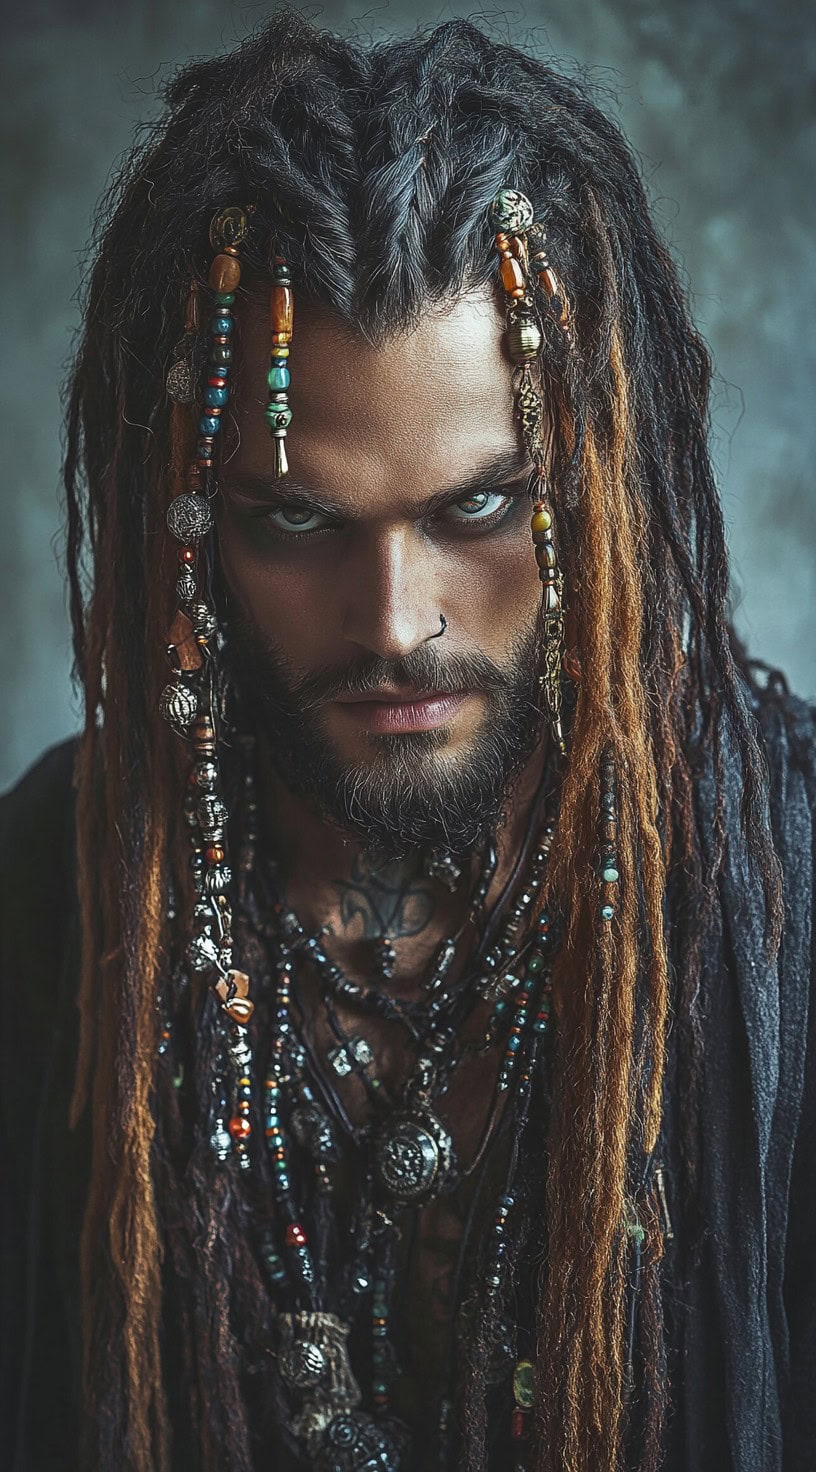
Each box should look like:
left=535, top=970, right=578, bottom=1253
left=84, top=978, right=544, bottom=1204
left=328, top=1036, right=373, bottom=1078
left=165, top=352, right=199, bottom=404
left=209, top=205, right=249, bottom=251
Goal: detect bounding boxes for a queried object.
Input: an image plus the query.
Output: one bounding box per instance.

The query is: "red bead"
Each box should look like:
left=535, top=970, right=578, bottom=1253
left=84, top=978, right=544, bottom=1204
left=179, top=546, right=195, bottom=564
left=228, top=1116, right=251, bottom=1141
left=285, top=1222, right=307, bottom=1247
left=511, top=1408, right=525, bottom=1440
left=207, top=375, right=227, bottom=388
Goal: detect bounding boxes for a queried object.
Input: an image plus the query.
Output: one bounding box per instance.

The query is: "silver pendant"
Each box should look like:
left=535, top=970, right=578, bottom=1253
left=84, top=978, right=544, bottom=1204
left=278, top=1312, right=361, bottom=1445
left=314, top=1410, right=408, bottom=1471
left=373, top=1105, right=457, bottom=1205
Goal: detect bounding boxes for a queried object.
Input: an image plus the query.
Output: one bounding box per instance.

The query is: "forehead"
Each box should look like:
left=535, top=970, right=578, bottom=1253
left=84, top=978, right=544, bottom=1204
left=228, top=283, right=525, bottom=509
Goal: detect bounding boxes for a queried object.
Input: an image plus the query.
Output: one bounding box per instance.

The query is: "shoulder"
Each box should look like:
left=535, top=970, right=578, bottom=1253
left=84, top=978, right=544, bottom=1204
left=0, top=738, right=80, bottom=1023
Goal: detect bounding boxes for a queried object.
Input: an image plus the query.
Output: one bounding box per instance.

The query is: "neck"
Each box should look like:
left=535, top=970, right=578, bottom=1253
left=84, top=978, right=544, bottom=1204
left=251, top=730, right=551, bottom=987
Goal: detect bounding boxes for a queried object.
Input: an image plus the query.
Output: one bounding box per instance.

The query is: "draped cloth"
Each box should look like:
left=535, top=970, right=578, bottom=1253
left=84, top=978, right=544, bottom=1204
left=2, top=671, right=814, bottom=1470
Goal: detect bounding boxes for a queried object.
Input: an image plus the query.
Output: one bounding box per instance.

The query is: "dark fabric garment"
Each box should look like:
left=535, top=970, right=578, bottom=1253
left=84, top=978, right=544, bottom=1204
left=2, top=672, right=815, bottom=1471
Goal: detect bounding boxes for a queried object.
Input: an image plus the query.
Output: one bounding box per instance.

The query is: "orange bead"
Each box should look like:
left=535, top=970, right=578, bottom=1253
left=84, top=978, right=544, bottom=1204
left=206, top=845, right=225, bottom=864
left=271, top=284, right=294, bottom=337
left=500, top=256, right=525, bottom=295
left=209, top=253, right=241, bottom=293
left=538, top=266, right=559, bottom=298
left=228, top=1116, right=251, bottom=1141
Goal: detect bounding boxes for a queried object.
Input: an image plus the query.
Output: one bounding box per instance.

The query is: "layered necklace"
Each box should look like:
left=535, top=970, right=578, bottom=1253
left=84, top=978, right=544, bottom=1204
left=164, top=731, right=564, bottom=1470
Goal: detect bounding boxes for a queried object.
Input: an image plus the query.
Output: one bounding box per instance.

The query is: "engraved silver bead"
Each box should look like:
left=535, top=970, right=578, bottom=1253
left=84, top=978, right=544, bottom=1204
left=197, top=794, right=227, bottom=839
left=205, top=863, right=232, bottom=896
left=159, top=680, right=198, bottom=731
left=166, top=494, right=213, bottom=544
left=189, top=602, right=217, bottom=638
left=176, top=570, right=197, bottom=604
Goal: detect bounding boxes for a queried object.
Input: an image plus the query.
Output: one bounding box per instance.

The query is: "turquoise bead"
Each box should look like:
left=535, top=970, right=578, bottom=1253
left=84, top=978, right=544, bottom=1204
left=526, top=951, right=545, bottom=974
left=507, top=1035, right=521, bottom=1053
left=602, top=866, right=619, bottom=883
left=600, top=903, right=615, bottom=921
left=211, top=314, right=233, bottom=335
left=204, top=386, right=228, bottom=408
left=199, top=414, right=220, bottom=435
left=214, top=292, right=235, bottom=306
left=267, top=364, right=291, bottom=390
left=265, top=404, right=293, bottom=428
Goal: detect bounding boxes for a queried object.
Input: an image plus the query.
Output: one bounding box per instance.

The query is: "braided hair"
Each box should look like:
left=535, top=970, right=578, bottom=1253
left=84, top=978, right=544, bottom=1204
left=64, top=9, right=782, bottom=1469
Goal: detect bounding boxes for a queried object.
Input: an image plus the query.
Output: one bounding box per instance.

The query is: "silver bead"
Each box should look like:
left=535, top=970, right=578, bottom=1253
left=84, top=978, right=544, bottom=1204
left=197, top=794, right=227, bottom=839
left=489, top=187, right=535, bottom=235
left=194, top=760, right=219, bottom=790
left=176, top=569, right=197, bottom=604
left=188, top=931, right=220, bottom=972
left=189, top=602, right=217, bottom=638
left=205, top=863, right=232, bottom=896
left=159, top=680, right=198, bottom=732
left=166, top=494, right=212, bottom=544
left=165, top=356, right=198, bottom=404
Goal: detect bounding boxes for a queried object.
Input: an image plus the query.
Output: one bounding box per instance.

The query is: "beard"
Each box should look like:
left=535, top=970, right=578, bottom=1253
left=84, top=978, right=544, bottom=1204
left=221, top=603, right=546, bottom=862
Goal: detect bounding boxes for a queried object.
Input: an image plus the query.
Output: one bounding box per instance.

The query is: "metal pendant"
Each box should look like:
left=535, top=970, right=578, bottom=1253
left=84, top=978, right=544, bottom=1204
left=373, top=1105, right=457, bottom=1205
left=314, top=1410, right=409, bottom=1471
left=278, top=1312, right=361, bottom=1446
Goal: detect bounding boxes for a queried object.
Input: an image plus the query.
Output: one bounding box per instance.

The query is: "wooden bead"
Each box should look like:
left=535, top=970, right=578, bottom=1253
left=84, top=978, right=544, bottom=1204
left=271, top=284, right=294, bottom=337
left=500, top=257, right=525, bottom=295
left=209, top=253, right=241, bottom=294
left=538, top=266, right=559, bottom=298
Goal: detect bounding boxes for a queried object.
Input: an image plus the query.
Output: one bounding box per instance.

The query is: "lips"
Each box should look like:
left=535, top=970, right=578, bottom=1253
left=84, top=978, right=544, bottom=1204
left=332, top=690, right=472, bottom=734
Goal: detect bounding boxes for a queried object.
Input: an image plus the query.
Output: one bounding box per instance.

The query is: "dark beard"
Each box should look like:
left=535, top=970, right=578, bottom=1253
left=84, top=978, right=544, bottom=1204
left=221, top=605, right=546, bottom=862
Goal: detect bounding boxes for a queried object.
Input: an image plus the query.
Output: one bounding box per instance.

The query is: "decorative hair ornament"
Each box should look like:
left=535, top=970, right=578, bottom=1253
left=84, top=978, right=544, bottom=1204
left=161, top=205, right=255, bottom=1167
left=267, top=252, right=294, bottom=477
left=488, top=187, right=573, bottom=758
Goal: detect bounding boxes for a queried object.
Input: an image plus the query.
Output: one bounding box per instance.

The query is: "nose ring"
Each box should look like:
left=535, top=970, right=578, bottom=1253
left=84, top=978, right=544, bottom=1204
left=427, top=614, right=447, bottom=640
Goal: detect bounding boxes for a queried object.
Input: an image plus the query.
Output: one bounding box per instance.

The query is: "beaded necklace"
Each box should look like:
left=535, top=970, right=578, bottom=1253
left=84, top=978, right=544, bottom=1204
left=171, top=731, right=562, bottom=1469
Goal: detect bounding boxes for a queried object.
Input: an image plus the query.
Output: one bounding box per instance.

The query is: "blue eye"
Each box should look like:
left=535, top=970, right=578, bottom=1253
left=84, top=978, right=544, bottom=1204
left=447, top=490, right=511, bottom=521
left=265, top=503, right=332, bottom=534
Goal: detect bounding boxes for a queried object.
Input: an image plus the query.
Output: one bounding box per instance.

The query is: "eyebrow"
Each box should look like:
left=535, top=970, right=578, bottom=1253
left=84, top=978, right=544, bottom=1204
left=223, top=448, right=533, bottom=519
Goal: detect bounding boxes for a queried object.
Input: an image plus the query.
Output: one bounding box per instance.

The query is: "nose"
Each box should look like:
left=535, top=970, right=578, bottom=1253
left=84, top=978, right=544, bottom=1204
left=340, top=524, right=441, bottom=661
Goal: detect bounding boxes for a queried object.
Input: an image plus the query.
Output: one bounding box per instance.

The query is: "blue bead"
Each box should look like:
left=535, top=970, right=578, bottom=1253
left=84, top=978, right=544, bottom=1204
left=267, top=364, right=291, bottom=391
left=204, top=386, right=228, bottom=408
left=211, top=314, right=233, bottom=335
left=600, top=903, right=615, bottom=921
left=507, top=1035, right=521, bottom=1053
left=199, top=415, right=220, bottom=435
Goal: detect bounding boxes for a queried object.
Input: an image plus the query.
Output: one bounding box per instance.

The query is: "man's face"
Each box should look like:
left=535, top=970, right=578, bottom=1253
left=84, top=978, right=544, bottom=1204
left=216, top=284, right=546, bottom=857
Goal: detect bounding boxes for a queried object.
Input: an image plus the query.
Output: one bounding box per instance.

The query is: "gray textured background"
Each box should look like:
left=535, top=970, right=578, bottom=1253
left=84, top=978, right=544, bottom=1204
left=2, top=0, right=814, bottom=792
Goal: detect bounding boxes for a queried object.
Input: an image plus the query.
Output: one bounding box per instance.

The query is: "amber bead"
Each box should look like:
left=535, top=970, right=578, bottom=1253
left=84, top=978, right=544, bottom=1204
left=500, top=257, right=525, bottom=295
left=206, top=845, right=225, bottom=864
left=530, top=508, right=552, bottom=535
left=538, top=266, right=559, bottom=298
left=228, top=1116, right=251, bottom=1141
left=271, top=283, right=294, bottom=338
left=209, top=253, right=241, bottom=294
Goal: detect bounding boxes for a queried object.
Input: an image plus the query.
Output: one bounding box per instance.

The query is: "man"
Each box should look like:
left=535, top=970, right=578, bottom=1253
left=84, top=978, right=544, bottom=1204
left=2, top=10, right=814, bottom=1472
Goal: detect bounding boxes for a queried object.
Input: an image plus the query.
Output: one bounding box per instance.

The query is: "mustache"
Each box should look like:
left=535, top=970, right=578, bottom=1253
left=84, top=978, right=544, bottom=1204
left=270, top=645, right=512, bottom=712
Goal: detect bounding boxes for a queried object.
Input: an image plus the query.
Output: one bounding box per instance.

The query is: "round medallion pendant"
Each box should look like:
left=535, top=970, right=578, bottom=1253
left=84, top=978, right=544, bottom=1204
left=374, top=1107, right=456, bottom=1205
left=314, top=1410, right=408, bottom=1471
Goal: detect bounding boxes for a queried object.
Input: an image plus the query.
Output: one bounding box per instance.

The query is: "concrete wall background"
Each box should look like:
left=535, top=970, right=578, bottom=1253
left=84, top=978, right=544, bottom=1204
left=2, top=0, right=813, bottom=791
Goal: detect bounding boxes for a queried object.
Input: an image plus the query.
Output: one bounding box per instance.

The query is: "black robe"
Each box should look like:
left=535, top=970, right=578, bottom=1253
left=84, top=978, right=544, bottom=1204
left=2, top=670, right=815, bottom=1471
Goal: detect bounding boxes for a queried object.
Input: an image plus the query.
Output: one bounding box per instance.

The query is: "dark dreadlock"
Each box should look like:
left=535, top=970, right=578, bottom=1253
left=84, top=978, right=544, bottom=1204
left=63, top=8, right=783, bottom=1470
